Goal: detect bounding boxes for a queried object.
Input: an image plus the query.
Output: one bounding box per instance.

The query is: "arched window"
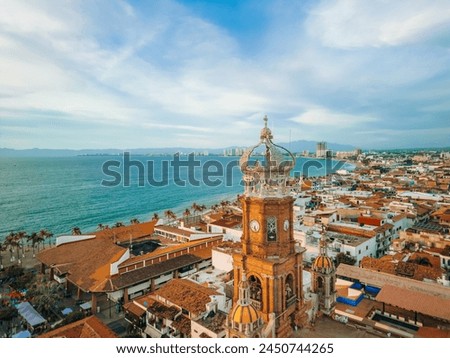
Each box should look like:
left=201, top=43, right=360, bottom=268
left=317, top=276, right=324, bottom=291
left=248, top=275, right=262, bottom=304
left=285, top=274, right=295, bottom=306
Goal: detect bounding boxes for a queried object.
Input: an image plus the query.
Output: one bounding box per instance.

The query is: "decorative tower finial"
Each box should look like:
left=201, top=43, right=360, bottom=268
left=240, top=115, right=295, bottom=197
left=319, top=224, right=328, bottom=257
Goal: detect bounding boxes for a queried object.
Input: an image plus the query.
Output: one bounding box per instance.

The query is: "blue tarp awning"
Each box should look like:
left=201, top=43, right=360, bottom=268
left=79, top=301, right=92, bottom=310
left=61, top=307, right=73, bottom=316
left=12, top=330, right=31, bottom=338
left=17, top=302, right=46, bottom=327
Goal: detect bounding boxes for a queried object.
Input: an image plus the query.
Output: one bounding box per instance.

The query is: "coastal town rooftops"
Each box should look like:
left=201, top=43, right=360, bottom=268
left=194, top=310, right=227, bottom=334
left=37, top=236, right=127, bottom=293
left=155, top=225, right=198, bottom=236
left=123, top=301, right=146, bottom=318
left=327, top=223, right=377, bottom=239
left=111, top=254, right=204, bottom=289
left=39, top=316, right=117, bottom=338
left=209, top=218, right=242, bottom=229
left=376, top=285, right=450, bottom=322
left=93, top=221, right=157, bottom=242
left=153, top=279, right=220, bottom=316
left=118, top=235, right=222, bottom=268
left=337, top=264, right=450, bottom=300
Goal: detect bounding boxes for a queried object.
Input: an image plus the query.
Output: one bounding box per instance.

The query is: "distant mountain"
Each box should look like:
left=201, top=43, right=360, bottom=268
left=0, top=140, right=355, bottom=157
left=277, top=140, right=355, bottom=153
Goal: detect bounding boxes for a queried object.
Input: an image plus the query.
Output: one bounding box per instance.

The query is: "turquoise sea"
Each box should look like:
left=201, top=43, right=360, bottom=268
left=0, top=155, right=353, bottom=239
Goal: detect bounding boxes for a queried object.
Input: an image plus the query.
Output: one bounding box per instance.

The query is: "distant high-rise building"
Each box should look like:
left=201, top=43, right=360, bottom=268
left=316, top=142, right=327, bottom=157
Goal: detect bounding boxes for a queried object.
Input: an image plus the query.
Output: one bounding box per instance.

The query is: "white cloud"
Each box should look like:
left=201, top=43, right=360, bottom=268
left=307, top=0, right=450, bottom=48
left=0, top=1, right=449, bottom=149
left=289, top=108, right=376, bottom=127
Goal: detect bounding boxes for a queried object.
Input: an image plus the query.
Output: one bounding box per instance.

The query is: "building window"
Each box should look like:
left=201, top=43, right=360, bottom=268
left=358, top=250, right=361, bottom=255
left=267, top=216, right=277, bottom=242
left=366, top=245, right=368, bottom=250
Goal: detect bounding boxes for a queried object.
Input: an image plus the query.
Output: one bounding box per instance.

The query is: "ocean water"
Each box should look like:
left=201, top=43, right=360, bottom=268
left=0, top=155, right=352, bottom=239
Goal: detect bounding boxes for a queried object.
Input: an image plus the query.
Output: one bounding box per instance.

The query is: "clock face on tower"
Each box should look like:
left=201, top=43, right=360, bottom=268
left=250, top=219, right=260, bottom=232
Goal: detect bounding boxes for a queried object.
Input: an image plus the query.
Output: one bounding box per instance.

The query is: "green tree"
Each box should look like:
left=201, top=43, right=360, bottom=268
left=27, top=232, right=39, bottom=257
left=26, top=274, right=64, bottom=318
left=38, top=229, right=53, bottom=248
left=335, top=252, right=356, bottom=267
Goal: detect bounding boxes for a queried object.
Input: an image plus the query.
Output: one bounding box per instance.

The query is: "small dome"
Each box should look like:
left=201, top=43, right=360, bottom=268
left=231, top=304, right=261, bottom=325
left=312, top=256, right=334, bottom=271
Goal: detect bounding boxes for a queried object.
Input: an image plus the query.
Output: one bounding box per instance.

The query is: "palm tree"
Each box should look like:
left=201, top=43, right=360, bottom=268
left=191, top=202, right=201, bottom=216
left=38, top=229, right=53, bottom=249
left=71, top=227, right=82, bottom=235
left=130, top=218, right=140, bottom=225
left=27, top=232, right=39, bottom=257
left=183, top=208, right=191, bottom=224
left=210, top=204, right=219, bottom=213
left=15, top=231, right=27, bottom=258
left=5, top=233, right=22, bottom=264
left=97, top=223, right=105, bottom=231
left=164, top=210, right=176, bottom=225
left=113, top=222, right=124, bottom=228
left=152, top=213, right=159, bottom=221
left=5, top=232, right=16, bottom=262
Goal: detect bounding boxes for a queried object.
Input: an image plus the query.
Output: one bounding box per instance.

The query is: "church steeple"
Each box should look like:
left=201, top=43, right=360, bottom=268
left=311, top=226, right=336, bottom=315
left=229, top=115, right=305, bottom=338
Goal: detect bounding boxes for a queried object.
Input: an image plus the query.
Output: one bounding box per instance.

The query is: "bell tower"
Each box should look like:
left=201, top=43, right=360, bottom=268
left=230, top=115, right=304, bottom=338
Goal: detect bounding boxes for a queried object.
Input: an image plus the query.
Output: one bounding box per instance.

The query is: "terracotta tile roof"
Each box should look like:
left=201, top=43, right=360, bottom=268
left=39, top=316, right=117, bottom=338
left=374, top=223, right=394, bottom=232
left=142, top=297, right=179, bottom=320
left=328, top=224, right=376, bottom=238
left=37, top=237, right=127, bottom=292
left=112, top=254, right=204, bottom=289
left=392, top=213, right=407, bottom=222
left=154, top=279, right=219, bottom=316
left=337, top=264, right=450, bottom=300
left=416, top=327, right=450, bottom=338
left=172, top=315, right=191, bottom=335
left=123, top=301, right=146, bottom=317
left=119, top=236, right=222, bottom=267
left=190, top=247, right=213, bottom=259
left=376, top=285, right=450, bottom=321
left=195, top=310, right=227, bottom=334
left=93, top=221, right=156, bottom=242
left=357, top=216, right=382, bottom=226
left=361, top=255, right=443, bottom=281
left=210, top=218, right=242, bottom=228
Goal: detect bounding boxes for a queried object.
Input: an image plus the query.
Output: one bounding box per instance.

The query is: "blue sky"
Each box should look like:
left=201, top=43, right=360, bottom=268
left=0, top=0, right=449, bottom=150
